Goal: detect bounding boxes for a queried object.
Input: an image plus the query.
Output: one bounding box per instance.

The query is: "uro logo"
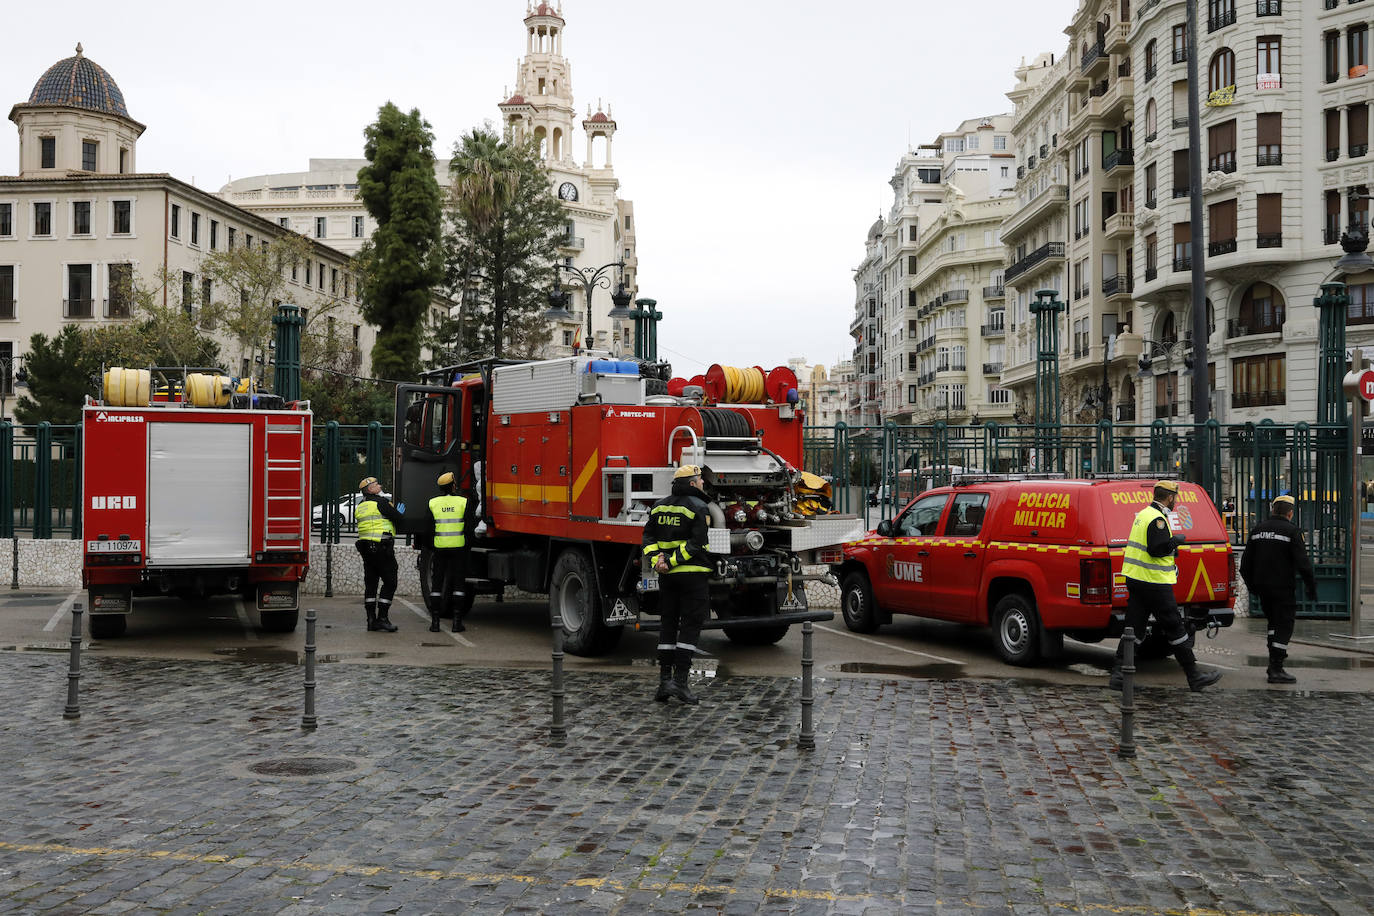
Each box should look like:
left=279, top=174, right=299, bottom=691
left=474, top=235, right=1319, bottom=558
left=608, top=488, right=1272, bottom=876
left=91, top=496, right=138, bottom=510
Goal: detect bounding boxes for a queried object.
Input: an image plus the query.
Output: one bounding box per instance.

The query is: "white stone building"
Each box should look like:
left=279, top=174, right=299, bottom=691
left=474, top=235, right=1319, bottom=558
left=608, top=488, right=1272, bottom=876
left=0, top=46, right=382, bottom=418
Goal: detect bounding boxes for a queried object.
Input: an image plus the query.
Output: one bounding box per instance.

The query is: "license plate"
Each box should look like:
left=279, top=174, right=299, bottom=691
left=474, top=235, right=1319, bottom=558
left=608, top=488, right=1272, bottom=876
left=87, top=539, right=141, bottom=553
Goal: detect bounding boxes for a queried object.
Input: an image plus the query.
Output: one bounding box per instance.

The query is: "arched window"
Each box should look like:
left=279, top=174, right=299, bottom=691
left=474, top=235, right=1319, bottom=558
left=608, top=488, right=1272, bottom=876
left=1161, top=311, right=1177, bottom=343
left=1238, top=282, right=1286, bottom=334
left=1208, top=47, right=1235, bottom=93
left=1145, top=98, right=1158, bottom=137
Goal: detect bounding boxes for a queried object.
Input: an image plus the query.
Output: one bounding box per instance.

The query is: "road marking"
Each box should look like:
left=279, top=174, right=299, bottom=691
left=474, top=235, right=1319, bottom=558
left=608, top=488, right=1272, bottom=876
left=813, top=623, right=962, bottom=665
left=397, top=597, right=474, bottom=647
left=235, top=598, right=259, bottom=640
left=42, top=590, right=84, bottom=633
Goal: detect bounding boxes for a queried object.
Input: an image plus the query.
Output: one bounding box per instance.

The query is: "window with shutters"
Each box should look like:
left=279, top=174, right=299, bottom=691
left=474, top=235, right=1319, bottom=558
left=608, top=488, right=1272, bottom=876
left=1171, top=80, right=1189, bottom=127
left=1208, top=48, right=1235, bottom=94
left=1208, top=199, right=1237, bottom=255
left=1256, top=113, right=1281, bottom=166
left=1172, top=222, right=1191, bottom=271
left=107, top=263, right=132, bottom=318
left=1145, top=163, right=1157, bottom=207
left=1348, top=282, right=1374, bottom=325
left=1350, top=105, right=1369, bottom=158
left=1257, top=36, right=1280, bottom=79
left=1326, top=189, right=1343, bottom=244
left=1326, top=30, right=1341, bottom=83
left=1238, top=282, right=1285, bottom=334
left=1155, top=371, right=1179, bottom=418
left=1208, top=120, right=1236, bottom=172
left=1172, top=149, right=1190, bottom=196
left=1350, top=25, right=1368, bottom=76
left=1353, top=188, right=1370, bottom=229
left=1172, top=24, right=1187, bottom=63
left=1256, top=194, right=1282, bottom=248
left=1145, top=99, right=1157, bottom=140
left=1325, top=109, right=1341, bottom=161
left=1231, top=353, right=1284, bottom=408
left=1145, top=233, right=1158, bottom=280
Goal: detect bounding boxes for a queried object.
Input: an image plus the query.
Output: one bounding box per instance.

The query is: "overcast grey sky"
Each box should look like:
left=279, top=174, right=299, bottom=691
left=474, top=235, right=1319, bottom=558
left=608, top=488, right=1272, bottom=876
left=4, top=0, right=1076, bottom=378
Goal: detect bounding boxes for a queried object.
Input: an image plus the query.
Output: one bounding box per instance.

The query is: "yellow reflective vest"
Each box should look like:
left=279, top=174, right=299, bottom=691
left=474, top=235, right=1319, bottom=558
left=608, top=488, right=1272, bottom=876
left=1122, top=503, right=1177, bottom=585
left=355, top=498, right=395, bottom=542
left=429, top=494, right=468, bottom=548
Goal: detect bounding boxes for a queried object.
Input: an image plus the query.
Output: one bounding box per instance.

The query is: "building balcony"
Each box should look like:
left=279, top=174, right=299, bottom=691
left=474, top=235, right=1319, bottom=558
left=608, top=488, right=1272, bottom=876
left=943, top=289, right=970, bottom=304
left=1352, top=143, right=1370, bottom=158
left=980, top=322, right=1006, bottom=338
left=1257, top=0, right=1280, bottom=14
left=1145, top=195, right=1158, bottom=209
left=558, top=234, right=585, bottom=250
left=1207, top=9, right=1236, bottom=32
left=1002, top=183, right=1068, bottom=241
left=1106, top=22, right=1130, bottom=55
left=1068, top=68, right=1090, bottom=92
left=64, top=298, right=94, bottom=319
left=983, top=285, right=1006, bottom=299
left=1004, top=241, right=1066, bottom=284
left=1145, top=265, right=1158, bottom=281
left=1103, top=147, right=1134, bottom=173
left=1104, top=210, right=1135, bottom=240
left=1257, top=151, right=1283, bottom=167
left=1208, top=238, right=1237, bottom=257
left=1144, top=64, right=1157, bottom=82
left=1081, top=40, right=1108, bottom=77
left=1101, top=75, right=1134, bottom=120
left=982, top=362, right=1004, bottom=375
left=1231, top=390, right=1285, bottom=409
left=1172, top=116, right=1189, bottom=130
left=1027, top=155, right=1038, bottom=171
left=1173, top=255, right=1192, bottom=272
left=1102, top=274, right=1135, bottom=301
left=1172, top=48, right=1188, bottom=64
left=1208, top=153, right=1237, bottom=174
left=1227, top=317, right=1284, bottom=338
left=1257, top=232, right=1283, bottom=249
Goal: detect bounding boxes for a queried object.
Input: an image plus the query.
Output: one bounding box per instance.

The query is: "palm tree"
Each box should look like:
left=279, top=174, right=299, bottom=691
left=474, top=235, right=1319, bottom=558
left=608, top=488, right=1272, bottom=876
left=450, top=129, right=521, bottom=357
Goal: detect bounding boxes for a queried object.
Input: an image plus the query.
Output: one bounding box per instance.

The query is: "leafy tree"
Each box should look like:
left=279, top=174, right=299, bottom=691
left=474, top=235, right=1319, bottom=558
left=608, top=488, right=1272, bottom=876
left=445, top=127, right=563, bottom=361
left=12, top=326, right=101, bottom=425
left=299, top=372, right=394, bottom=426
left=355, top=102, right=444, bottom=381
left=85, top=267, right=221, bottom=370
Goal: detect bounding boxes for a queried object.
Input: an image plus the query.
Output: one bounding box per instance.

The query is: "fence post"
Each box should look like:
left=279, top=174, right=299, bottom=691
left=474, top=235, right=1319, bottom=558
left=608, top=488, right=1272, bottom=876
left=71, top=424, right=83, bottom=540
left=34, top=422, right=51, bottom=539
left=366, top=421, right=383, bottom=481
left=2, top=421, right=12, bottom=590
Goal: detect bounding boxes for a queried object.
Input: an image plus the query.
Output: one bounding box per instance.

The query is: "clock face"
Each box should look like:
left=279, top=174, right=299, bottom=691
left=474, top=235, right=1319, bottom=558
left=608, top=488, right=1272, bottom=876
left=558, top=181, right=578, bottom=201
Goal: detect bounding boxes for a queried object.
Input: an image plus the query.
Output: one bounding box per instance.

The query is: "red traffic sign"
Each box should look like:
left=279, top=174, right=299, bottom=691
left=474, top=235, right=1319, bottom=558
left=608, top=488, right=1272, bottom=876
left=1361, top=369, right=1374, bottom=401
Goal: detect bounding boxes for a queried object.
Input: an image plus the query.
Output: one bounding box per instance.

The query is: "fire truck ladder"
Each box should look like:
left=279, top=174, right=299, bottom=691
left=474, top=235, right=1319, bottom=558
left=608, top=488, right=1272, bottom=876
left=264, top=420, right=308, bottom=547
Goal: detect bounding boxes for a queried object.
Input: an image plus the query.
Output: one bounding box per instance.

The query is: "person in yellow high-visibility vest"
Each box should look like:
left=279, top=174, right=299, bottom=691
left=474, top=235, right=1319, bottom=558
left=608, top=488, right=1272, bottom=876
left=1110, top=479, right=1222, bottom=692
left=355, top=476, right=403, bottom=632
left=425, top=472, right=470, bottom=633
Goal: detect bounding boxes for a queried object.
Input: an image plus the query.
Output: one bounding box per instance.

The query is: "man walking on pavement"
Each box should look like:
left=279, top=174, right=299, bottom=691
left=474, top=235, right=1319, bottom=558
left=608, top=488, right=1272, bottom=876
left=355, top=476, right=403, bottom=632
left=642, top=465, right=713, bottom=705
left=1111, top=479, right=1223, bottom=692
left=426, top=472, right=470, bottom=633
left=1241, top=494, right=1318, bottom=684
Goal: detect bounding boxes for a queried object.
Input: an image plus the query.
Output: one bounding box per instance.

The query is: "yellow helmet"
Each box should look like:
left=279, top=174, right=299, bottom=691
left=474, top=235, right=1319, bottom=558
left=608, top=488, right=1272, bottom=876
left=673, top=464, right=701, bottom=480
left=437, top=472, right=455, bottom=487
left=358, top=476, right=378, bottom=491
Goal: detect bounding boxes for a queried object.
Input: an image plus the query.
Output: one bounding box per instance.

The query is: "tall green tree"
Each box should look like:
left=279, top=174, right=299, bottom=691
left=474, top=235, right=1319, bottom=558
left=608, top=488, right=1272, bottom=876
left=446, top=127, right=564, bottom=360
left=355, top=102, right=444, bottom=380
left=12, top=326, right=101, bottom=425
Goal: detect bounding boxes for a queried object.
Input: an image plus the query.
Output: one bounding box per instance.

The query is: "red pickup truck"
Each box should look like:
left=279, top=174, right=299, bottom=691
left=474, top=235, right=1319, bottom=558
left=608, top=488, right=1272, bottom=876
left=834, top=478, right=1236, bottom=665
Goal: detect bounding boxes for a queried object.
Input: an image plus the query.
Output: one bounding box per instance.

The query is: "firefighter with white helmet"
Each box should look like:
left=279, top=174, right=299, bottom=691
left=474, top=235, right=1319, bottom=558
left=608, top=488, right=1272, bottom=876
left=356, top=476, right=403, bottom=632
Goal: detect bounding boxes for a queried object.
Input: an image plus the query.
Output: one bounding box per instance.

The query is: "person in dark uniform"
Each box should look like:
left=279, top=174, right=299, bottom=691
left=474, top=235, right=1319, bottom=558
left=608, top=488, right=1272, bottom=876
left=1110, top=479, right=1223, bottom=692
left=355, top=476, right=403, bottom=632
left=1240, top=494, right=1318, bottom=684
left=425, top=472, right=470, bottom=633
left=642, top=464, right=713, bottom=704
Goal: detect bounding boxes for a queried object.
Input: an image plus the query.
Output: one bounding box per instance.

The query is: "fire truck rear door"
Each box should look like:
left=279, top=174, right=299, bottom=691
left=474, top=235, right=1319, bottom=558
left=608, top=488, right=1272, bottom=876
left=147, top=422, right=251, bottom=564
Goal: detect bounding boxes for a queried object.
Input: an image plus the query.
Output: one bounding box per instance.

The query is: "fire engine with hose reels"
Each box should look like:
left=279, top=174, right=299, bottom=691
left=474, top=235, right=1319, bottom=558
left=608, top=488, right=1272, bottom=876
left=390, top=354, right=862, bottom=655
left=81, top=367, right=311, bottom=638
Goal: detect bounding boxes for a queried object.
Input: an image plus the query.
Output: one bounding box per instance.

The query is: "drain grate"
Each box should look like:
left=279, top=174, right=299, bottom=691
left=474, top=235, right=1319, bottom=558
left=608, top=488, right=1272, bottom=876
left=248, top=757, right=357, bottom=777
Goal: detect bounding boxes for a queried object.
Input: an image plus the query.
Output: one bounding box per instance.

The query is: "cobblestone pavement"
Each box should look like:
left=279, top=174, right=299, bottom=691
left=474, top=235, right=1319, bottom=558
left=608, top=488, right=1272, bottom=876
left=1, top=651, right=1371, bottom=915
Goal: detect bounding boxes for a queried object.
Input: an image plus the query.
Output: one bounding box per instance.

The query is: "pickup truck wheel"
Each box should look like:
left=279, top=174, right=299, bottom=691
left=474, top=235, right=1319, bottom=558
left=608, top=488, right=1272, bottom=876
left=840, top=571, right=879, bottom=633
left=260, top=609, right=299, bottom=633
left=89, top=614, right=127, bottom=639
left=550, top=548, right=622, bottom=656
left=993, top=594, right=1041, bottom=667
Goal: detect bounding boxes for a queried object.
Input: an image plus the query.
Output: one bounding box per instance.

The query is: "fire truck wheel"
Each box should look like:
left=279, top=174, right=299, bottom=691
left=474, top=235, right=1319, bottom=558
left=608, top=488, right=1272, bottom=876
left=550, top=548, right=622, bottom=656
left=89, top=614, right=127, bottom=639
left=840, top=570, right=879, bottom=633
left=992, top=593, right=1042, bottom=667
left=260, top=610, right=299, bottom=633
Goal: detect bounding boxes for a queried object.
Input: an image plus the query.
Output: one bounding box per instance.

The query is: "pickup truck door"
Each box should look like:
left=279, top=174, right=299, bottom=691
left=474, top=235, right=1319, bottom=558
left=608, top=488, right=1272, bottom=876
left=927, top=491, right=990, bottom=621
left=878, top=493, right=949, bottom=614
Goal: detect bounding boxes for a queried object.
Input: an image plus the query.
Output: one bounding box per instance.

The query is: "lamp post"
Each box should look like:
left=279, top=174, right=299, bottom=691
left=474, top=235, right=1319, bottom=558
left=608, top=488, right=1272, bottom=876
left=628, top=297, right=662, bottom=361
left=1135, top=336, right=1195, bottom=420
left=0, top=354, right=26, bottom=421
left=544, top=260, right=630, bottom=352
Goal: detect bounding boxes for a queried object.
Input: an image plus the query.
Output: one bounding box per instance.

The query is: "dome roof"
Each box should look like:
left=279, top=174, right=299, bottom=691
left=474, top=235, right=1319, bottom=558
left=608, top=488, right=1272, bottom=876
left=27, top=45, right=129, bottom=119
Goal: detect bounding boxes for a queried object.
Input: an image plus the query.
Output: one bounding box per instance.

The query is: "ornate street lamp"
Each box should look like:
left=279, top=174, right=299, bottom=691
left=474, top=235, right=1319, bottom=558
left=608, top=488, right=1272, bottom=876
left=543, top=260, right=626, bottom=351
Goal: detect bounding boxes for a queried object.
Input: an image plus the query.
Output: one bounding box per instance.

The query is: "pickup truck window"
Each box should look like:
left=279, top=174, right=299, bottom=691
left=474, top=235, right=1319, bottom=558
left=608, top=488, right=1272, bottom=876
left=897, top=494, right=948, bottom=536
left=946, top=493, right=990, bottom=536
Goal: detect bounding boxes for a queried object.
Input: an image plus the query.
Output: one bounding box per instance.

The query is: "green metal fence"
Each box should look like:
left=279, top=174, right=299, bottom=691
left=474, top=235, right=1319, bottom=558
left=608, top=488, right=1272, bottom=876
left=805, top=417, right=1352, bottom=619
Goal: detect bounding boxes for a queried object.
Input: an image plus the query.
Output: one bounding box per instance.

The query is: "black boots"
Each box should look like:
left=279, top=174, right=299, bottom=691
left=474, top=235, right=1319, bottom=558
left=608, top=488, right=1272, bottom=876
left=1267, top=654, right=1297, bottom=684
left=654, top=667, right=673, bottom=703
left=452, top=610, right=466, bottom=633
left=665, top=663, right=699, bottom=705
left=365, top=601, right=381, bottom=632
left=429, top=613, right=441, bottom=633
left=1186, top=667, right=1222, bottom=692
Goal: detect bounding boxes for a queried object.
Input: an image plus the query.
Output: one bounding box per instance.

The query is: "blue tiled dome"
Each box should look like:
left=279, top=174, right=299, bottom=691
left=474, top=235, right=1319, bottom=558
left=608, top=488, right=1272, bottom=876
left=27, top=45, right=129, bottom=118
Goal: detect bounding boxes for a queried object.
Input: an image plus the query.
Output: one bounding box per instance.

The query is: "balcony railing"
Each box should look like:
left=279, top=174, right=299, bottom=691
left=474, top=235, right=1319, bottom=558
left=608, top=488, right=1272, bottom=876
left=1172, top=116, right=1189, bottom=129
left=1325, top=0, right=1338, bottom=8
left=1231, top=390, right=1285, bottom=408
left=982, top=285, right=1005, bottom=299
left=1325, top=226, right=1341, bottom=244
left=1172, top=186, right=1191, bottom=198
left=1017, top=165, right=1026, bottom=179
left=1257, top=232, right=1283, bottom=248
left=1146, top=195, right=1158, bottom=209
left=1206, top=10, right=1236, bottom=32
left=943, top=289, right=970, bottom=303
left=1081, top=40, right=1106, bottom=73
left=1117, top=401, right=1136, bottom=422
left=1172, top=48, right=1188, bottom=64
left=1172, top=256, right=1192, bottom=272
left=1227, top=316, right=1284, bottom=337
left=1328, top=148, right=1340, bottom=162
left=982, top=362, right=1004, bottom=375
left=1209, top=238, right=1237, bottom=256
left=1004, top=241, right=1065, bottom=282
left=559, top=234, right=585, bottom=250
left=981, top=323, right=1006, bottom=337
left=1102, top=274, right=1134, bottom=296
left=1208, top=152, right=1237, bottom=173
left=1352, top=143, right=1370, bottom=158
left=1144, top=64, right=1157, bottom=82
left=105, top=297, right=132, bottom=319
left=1256, top=0, right=1280, bottom=14
left=64, top=298, right=94, bottom=319
left=1027, top=155, right=1037, bottom=171
left=1103, top=148, right=1135, bottom=171
left=1257, top=151, right=1282, bottom=167
left=1145, top=265, right=1159, bottom=282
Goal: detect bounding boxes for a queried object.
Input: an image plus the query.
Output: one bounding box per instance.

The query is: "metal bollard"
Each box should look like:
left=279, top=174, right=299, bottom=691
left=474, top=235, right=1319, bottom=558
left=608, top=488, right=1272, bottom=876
left=324, top=539, right=334, bottom=598
left=1118, top=626, right=1136, bottom=759
left=301, top=608, right=318, bottom=730
left=10, top=531, right=18, bottom=590
left=63, top=602, right=83, bottom=720
left=549, top=613, right=566, bottom=741
left=799, top=619, right=815, bottom=750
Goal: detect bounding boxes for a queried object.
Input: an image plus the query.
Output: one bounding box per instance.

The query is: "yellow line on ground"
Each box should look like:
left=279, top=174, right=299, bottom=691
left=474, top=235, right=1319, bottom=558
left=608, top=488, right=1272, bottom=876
left=0, top=839, right=866, bottom=902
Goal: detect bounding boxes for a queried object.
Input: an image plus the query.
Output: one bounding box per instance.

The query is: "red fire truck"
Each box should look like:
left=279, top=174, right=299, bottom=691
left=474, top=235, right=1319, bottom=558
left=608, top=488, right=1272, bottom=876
left=392, top=356, right=861, bottom=655
left=81, top=368, right=311, bottom=638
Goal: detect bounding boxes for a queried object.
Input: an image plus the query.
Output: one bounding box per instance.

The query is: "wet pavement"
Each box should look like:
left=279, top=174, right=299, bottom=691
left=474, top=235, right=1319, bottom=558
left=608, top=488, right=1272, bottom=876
left=1, top=646, right=1372, bottom=914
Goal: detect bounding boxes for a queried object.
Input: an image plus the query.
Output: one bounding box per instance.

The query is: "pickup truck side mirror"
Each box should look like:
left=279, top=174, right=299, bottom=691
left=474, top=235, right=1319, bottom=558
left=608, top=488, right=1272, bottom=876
left=876, top=519, right=893, bottom=537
